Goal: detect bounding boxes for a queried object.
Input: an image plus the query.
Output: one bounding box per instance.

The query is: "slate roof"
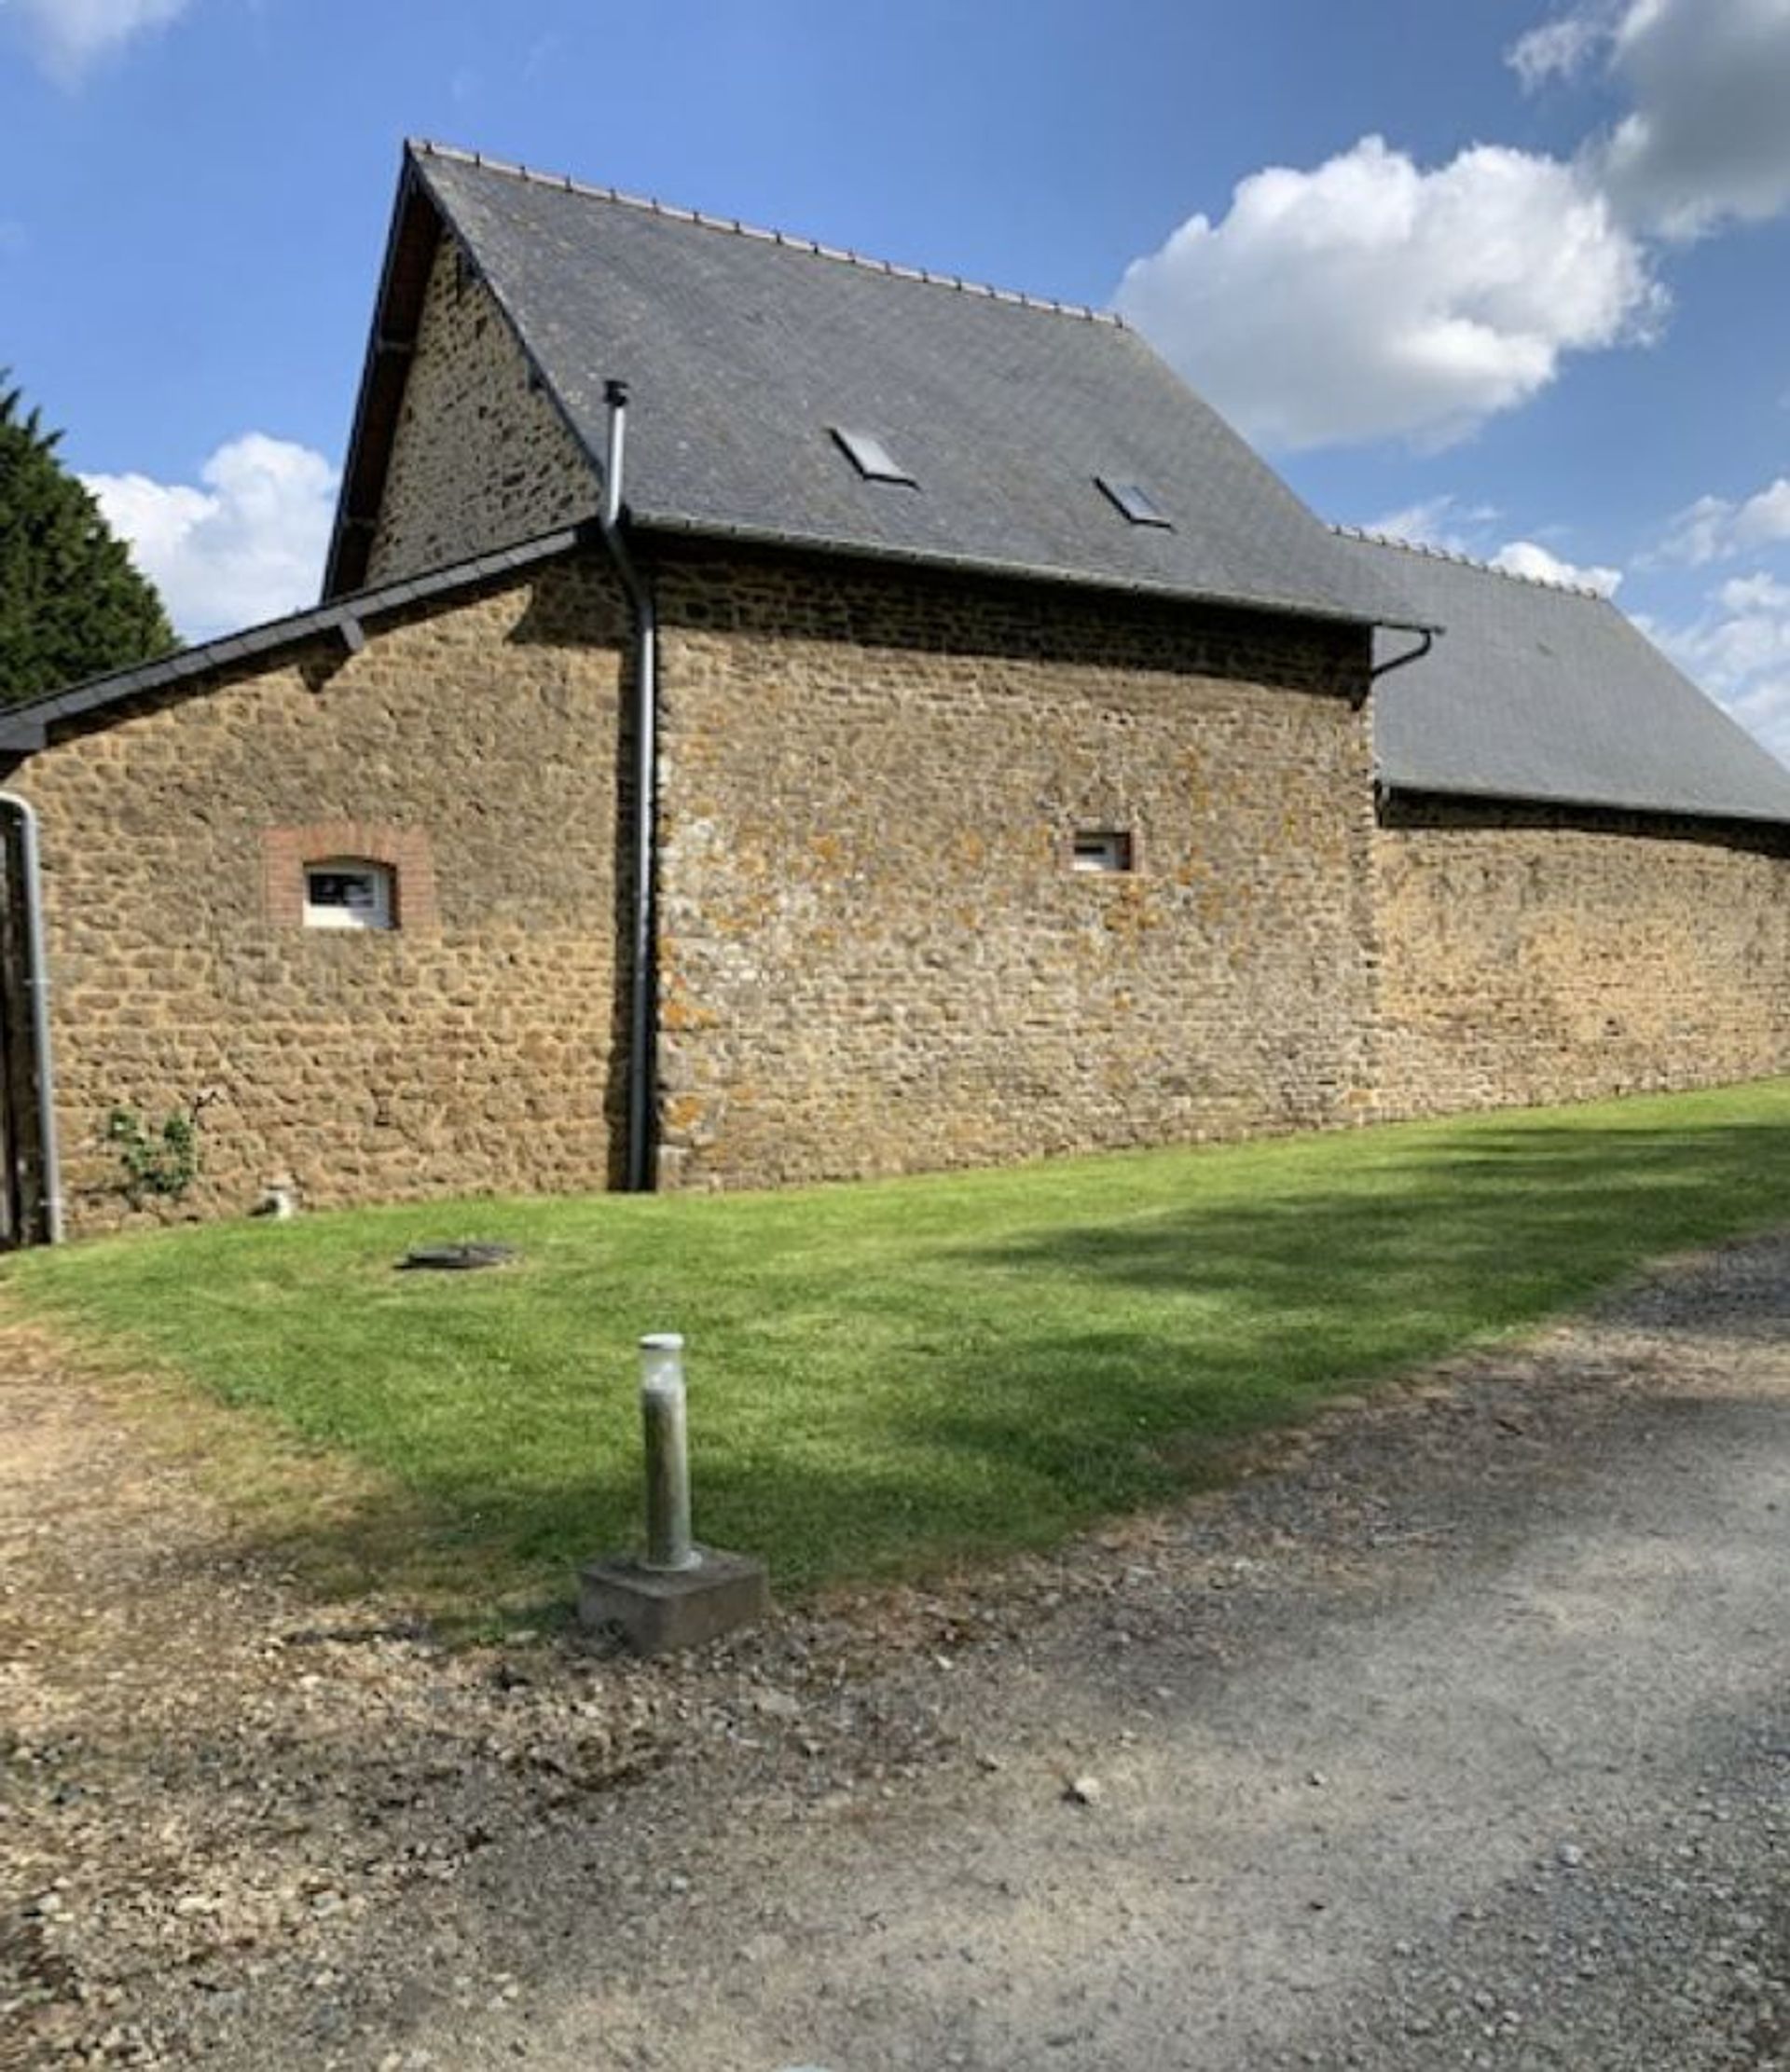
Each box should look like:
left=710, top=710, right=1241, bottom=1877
left=1341, top=533, right=1790, bottom=828
left=0, top=529, right=584, bottom=757
left=326, top=143, right=1425, bottom=633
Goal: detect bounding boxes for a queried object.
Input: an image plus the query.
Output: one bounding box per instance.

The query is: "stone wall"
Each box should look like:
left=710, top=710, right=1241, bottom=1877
left=365, top=234, right=597, bottom=585
left=11, top=560, right=627, bottom=1232
left=14, top=528, right=1789, bottom=1242
left=1374, top=793, right=1790, bottom=1115
left=651, top=548, right=1380, bottom=1189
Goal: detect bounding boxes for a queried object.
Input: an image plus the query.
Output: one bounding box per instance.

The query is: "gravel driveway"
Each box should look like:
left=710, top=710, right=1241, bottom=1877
left=4, top=1234, right=1786, bottom=2070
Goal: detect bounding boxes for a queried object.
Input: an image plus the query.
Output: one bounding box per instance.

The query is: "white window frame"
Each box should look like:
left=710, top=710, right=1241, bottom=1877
left=303, top=858, right=394, bottom=931
left=1070, top=830, right=1135, bottom=875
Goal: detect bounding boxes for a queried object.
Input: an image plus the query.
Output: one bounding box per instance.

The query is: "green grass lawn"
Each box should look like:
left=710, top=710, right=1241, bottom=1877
left=7, top=1078, right=1790, bottom=1620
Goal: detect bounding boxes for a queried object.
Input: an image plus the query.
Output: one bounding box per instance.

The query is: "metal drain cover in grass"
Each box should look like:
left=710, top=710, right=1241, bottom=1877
left=398, top=1242, right=520, bottom=1272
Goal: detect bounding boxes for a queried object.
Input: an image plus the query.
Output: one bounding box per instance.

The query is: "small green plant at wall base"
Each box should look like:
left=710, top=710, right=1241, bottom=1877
left=105, top=1106, right=200, bottom=1208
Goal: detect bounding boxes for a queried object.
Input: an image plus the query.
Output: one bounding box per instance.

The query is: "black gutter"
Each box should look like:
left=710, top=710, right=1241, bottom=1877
left=1370, top=628, right=1436, bottom=682
left=0, top=530, right=584, bottom=757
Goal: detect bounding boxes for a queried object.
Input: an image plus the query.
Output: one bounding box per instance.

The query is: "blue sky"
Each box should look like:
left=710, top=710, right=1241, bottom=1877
left=3, top=0, right=1787, bottom=756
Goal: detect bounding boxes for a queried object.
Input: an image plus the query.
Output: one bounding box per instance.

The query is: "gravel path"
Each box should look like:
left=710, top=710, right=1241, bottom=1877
left=3, top=1235, right=1787, bottom=2070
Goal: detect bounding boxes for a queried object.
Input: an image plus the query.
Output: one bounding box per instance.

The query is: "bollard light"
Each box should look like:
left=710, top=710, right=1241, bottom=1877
left=639, top=1332, right=698, bottom=1572
left=579, top=1329, right=768, bottom=1650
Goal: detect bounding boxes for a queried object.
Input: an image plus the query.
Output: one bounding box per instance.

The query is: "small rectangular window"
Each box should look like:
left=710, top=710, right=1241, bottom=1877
left=831, top=426, right=916, bottom=485
left=1071, top=830, right=1134, bottom=874
left=1095, top=477, right=1173, bottom=528
left=304, top=861, right=393, bottom=930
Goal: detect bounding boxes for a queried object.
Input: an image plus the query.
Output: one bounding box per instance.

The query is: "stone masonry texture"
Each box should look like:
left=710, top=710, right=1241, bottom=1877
left=7, top=537, right=1790, bottom=1240
left=650, top=547, right=1380, bottom=1190
left=1374, top=792, right=1790, bottom=1116
left=9, top=204, right=1787, bottom=1242
left=10, top=561, right=627, bottom=1233
left=365, top=235, right=597, bottom=586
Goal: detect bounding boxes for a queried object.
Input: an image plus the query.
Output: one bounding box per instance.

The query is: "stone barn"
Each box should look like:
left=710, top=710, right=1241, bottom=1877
left=1, top=142, right=1786, bottom=1242
left=1342, top=534, right=1790, bottom=1115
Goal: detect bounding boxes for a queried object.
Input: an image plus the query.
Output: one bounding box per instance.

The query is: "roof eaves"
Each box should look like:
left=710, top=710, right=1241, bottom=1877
left=0, top=714, right=47, bottom=755
left=325, top=142, right=606, bottom=603
left=323, top=147, right=445, bottom=599
left=631, top=511, right=1437, bottom=635
left=1379, top=771, right=1790, bottom=831
left=0, top=526, right=586, bottom=752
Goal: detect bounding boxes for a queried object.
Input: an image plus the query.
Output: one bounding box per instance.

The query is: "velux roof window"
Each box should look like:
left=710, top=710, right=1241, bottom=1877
left=1096, top=477, right=1174, bottom=529
left=831, top=427, right=916, bottom=486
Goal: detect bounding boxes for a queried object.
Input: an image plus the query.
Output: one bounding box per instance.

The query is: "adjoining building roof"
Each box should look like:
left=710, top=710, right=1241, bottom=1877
left=1341, top=533, right=1790, bottom=829
left=326, top=142, right=1425, bottom=634
left=0, top=528, right=583, bottom=758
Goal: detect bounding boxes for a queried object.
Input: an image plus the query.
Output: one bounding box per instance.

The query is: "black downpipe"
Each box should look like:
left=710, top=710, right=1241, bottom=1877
left=594, top=380, right=659, bottom=1192
left=1370, top=627, right=1436, bottom=681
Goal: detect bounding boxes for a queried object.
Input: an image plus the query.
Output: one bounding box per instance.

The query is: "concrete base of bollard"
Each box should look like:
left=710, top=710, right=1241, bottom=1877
left=577, top=1546, right=770, bottom=1655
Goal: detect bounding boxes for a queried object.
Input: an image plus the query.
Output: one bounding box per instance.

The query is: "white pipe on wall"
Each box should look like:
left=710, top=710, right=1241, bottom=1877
left=0, top=790, right=63, bottom=1244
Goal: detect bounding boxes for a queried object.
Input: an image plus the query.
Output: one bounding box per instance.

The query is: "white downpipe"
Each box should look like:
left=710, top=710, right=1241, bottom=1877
left=0, top=791, right=63, bottom=1244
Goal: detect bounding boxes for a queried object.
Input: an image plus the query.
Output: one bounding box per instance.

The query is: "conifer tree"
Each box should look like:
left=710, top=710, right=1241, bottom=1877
left=0, top=373, right=175, bottom=706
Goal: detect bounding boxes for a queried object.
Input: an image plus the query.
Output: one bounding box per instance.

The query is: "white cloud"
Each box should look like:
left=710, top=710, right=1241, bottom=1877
left=1114, top=3, right=1790, bottom=458
left=82, top=433, right=338, bottom=644
left=1648, top=570, right=1790, bottom=760
left=1718, top=570, right=1790, bottom=612
left=1512, top=0, right=1790, bottom=238
left=522, top=34, right=563, bottom=79
left=1603, top=0, right=1790, bottom=237
left=1361, top=495, right=1501, bottom=556
left=1657, top=477, right=1790, bottom=565
left=1489, top=539, right=1623, bottom=596
left=1508, top=8, right=1613, bottom=88
left=8, top=0, right=192, bottom=82
left=1356, top=499, right=1624, bottom=594
left=1114, top=136, right=1661, bottom=451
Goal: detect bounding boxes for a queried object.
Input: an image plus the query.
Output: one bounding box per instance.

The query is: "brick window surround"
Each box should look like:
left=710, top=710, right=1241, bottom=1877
left=262, top=822, right=440, bottom=930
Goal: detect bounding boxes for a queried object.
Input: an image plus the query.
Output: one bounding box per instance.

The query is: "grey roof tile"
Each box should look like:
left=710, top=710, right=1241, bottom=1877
left=411, top=144, right=1424, bottom=632
left=0, top=528, right=583, bottom=747
left=1341, top=535, right=1790, bottom=827
left=0, top=715, right=46, bottom=753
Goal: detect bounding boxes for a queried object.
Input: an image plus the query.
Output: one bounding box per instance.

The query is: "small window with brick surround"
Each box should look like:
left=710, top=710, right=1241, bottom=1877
left=303, top=859, right=394, bottom=930
left=1071, top=830, right=1135, bottom=874
left=265, top=824, right=436, bottom=933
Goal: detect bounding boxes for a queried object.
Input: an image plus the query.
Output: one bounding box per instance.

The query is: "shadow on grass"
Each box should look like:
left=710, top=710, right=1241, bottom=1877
left=171, top=1115, right=1790, bottom=1612
left=903, top=1121, right=1789, bottom=1472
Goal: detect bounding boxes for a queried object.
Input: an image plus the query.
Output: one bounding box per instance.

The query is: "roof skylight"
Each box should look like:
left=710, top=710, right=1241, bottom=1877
left=831, top=427, right=916, bottom=486
left=1096, top=477, right=1174, bottom=529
